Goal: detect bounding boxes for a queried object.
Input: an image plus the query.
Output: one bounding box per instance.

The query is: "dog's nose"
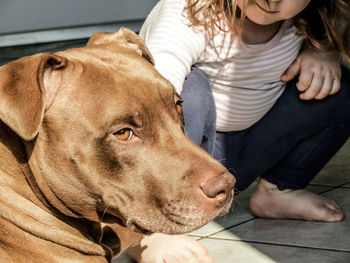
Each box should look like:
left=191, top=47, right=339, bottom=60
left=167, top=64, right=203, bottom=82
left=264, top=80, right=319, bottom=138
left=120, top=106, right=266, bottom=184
left=200, top=173, right=236, bottom=204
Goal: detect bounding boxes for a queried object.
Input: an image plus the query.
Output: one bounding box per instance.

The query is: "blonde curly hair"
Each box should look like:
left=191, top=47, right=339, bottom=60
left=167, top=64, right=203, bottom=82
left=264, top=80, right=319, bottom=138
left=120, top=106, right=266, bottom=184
left=185, top=0, right=350, bottom=62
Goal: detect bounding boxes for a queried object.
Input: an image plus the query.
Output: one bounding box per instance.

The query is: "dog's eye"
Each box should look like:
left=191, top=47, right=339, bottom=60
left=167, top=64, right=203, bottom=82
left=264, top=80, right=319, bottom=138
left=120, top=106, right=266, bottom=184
left=175, top=101, right=183, bottom=115
left=114, top=128, right=134, bottom=141
left=175, top=100, right=185, bottom=130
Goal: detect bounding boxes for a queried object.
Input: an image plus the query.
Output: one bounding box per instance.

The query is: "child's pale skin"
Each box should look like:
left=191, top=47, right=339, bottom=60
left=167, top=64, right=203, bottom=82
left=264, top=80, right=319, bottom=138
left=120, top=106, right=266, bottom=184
left=128, top=0, right=344, bottom=262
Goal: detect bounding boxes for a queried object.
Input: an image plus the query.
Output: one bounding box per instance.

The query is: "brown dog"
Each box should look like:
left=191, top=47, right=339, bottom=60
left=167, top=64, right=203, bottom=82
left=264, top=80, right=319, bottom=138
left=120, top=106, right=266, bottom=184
left=0, top=28, right=235, bottom=262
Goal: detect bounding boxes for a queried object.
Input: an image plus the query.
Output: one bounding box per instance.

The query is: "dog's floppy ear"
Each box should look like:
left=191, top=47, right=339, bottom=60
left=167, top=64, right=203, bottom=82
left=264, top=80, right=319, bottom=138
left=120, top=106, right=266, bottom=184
left=0, top=53, right=66, bottom=141
left=87, top=27, right=154, bottom=65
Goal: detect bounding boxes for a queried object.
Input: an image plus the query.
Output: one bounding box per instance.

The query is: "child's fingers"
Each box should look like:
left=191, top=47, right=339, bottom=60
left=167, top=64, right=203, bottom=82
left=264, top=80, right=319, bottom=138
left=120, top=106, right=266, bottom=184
left=299, top=74, right=323, bottom=100
left=296, top=70, right=313, bottom=92
left=281, top=58, right=301, bottom=82
left=329, top=78, right=341, bottom=95
left=314, top=74, right=333, bottom=100
left=160, top=246, right=214, bottom=263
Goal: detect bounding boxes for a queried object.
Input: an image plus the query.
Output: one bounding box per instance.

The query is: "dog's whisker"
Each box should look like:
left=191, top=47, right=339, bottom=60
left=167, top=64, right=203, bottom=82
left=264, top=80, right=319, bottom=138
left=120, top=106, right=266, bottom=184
left=100, top=204, right=110, bottom=222
left=232, top=197, right=241, bottom=206
left=105, top=179, right=132, bottom=205
left=234, top=187, right=241, bottom=194
left=227, top=168, right=237, bottom=174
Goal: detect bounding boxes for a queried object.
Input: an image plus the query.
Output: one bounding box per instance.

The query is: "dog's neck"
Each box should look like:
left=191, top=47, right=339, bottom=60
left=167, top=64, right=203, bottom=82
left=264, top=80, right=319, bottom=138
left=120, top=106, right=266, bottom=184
left=0, top=123, right=112, bottom=260
left=0, top=122, right=32, bottom=196
left=0, top=122, right=61, bottom=216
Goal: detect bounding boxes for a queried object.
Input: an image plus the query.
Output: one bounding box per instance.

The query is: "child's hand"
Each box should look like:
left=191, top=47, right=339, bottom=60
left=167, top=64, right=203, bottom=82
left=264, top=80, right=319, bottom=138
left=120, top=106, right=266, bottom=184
left=281, top=47, right=341, bottom=100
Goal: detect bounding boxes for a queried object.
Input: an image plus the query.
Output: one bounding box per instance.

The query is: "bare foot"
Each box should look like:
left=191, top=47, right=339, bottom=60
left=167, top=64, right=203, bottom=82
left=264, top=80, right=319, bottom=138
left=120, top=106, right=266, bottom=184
left=126, top=233, right=214, bottom=263
left=249, top=178, right=345, bottom=222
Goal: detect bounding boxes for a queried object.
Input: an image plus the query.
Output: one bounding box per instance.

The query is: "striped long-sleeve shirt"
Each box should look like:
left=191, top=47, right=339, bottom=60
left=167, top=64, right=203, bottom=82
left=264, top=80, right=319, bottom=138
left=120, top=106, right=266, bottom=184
left=139, top=0, right=305, bottom=131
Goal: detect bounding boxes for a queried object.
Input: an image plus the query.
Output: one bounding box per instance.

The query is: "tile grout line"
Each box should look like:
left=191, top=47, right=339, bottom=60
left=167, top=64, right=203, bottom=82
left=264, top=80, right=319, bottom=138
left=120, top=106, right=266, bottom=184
left=309, top=182, right=350, bottom=189
left=195, top=217, right=257, bottom=240
left=200, top=236, right=350, bottom=254
left=311, top=182, right=350, bottom=195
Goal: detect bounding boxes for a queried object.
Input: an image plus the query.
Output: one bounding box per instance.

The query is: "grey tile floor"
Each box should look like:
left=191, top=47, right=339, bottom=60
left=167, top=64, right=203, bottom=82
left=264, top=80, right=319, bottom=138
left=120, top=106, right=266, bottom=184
left=1, top=41, right=349, bottom=263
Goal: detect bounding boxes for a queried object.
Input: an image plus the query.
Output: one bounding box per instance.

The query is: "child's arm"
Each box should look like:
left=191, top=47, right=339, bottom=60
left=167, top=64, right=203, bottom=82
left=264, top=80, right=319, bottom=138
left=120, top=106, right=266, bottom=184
left=280, top=46, right=342, bottom=100
left=139, top=0, right=206, bottom=94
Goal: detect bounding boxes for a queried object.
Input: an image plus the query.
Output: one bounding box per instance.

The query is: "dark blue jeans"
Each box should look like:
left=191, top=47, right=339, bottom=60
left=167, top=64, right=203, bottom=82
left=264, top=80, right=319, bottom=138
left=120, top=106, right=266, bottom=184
left=181, top=66, right=350, bottom=191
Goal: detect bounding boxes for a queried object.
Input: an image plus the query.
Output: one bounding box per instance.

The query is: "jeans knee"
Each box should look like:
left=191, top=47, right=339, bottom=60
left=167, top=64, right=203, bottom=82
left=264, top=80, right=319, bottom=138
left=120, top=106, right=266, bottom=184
left=181, top=66, right=214, bottom=114
left=182, top=67, right=210, bottom=95
left=181, top=67, right=216, bottom=148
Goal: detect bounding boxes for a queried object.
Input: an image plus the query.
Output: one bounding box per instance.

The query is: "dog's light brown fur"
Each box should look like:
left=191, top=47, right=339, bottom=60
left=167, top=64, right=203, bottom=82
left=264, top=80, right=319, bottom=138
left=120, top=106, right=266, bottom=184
left=0, top=28, right=235, bottom=262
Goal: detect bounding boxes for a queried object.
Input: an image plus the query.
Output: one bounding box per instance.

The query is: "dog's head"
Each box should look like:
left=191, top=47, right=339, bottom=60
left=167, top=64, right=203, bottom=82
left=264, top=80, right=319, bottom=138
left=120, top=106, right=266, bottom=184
left=0, top=28, right=235, bottom=234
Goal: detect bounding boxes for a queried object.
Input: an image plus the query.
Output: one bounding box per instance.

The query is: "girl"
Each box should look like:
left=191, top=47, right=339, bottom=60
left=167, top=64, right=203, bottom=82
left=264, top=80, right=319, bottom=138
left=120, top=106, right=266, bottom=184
left=128, top=0, right=350, bottom=262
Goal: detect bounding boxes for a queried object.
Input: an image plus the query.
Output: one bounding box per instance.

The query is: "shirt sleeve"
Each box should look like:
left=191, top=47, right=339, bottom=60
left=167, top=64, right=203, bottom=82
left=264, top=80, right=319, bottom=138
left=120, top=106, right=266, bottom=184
left=139, top=0, right=206, bottom=94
